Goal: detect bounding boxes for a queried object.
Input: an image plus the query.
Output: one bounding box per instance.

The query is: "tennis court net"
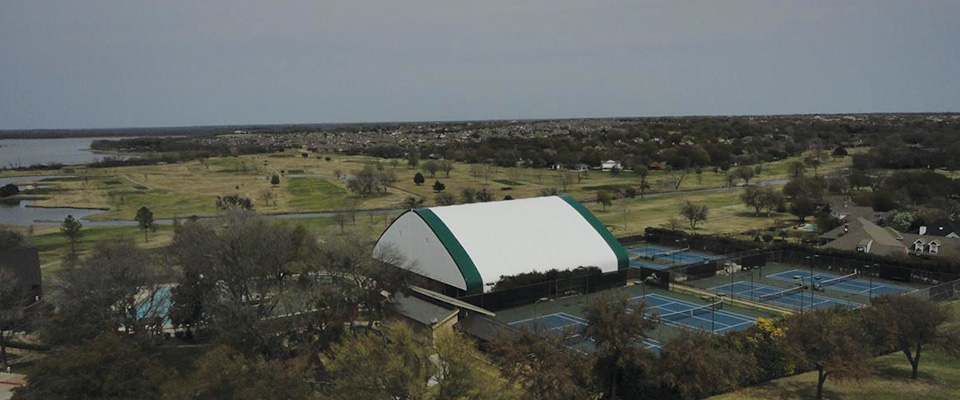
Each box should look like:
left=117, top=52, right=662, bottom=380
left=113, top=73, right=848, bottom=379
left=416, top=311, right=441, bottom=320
left=652, top=247, right=691, bottom=259
left=758, top=285, right=803, bottom=302
left=656, top=301, right=721, bottom=324
left=819, top=272, right=858, bottom=288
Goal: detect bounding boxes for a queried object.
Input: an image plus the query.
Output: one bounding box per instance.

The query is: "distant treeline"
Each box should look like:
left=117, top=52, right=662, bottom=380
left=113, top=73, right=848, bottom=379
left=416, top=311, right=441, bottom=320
left=90, top=137, right=281, bottom=157
left=362, top=114, right=960, bottom=171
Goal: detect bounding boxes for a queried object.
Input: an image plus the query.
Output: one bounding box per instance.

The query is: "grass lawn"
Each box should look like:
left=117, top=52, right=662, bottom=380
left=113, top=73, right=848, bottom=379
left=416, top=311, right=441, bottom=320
left=585, top=186, right=796, bottom=237
left=0, top=148, right=856, bottom=221
left=30, top=224, right=176, bottom=275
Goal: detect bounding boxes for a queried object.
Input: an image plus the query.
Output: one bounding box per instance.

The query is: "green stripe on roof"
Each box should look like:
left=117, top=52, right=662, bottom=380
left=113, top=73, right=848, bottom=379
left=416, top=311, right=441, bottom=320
left=412, top=208, right=484, bottom=294
left=559, top=195, right=630, bottom=270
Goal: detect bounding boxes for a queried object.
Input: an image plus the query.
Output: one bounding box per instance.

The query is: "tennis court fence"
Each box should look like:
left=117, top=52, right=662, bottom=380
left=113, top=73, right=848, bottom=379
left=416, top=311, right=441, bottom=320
left=457, top=269, right=631, bottom=312
left=906, top=278, right=960, bottom=302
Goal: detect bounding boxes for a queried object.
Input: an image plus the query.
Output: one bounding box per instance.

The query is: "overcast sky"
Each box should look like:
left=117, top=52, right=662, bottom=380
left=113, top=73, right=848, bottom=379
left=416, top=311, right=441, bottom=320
left=1, top=1, right=958, bottom=129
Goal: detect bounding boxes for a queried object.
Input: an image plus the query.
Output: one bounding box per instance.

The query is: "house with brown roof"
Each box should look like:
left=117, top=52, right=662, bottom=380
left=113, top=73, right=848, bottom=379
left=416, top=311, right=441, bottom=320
left=820, top=217, right=906, bottom=257
left=819, top=217, right=960, bottom=261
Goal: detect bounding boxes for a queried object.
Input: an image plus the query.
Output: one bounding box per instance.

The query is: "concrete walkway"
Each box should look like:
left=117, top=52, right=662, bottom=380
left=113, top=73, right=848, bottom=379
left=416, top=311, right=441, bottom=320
left=0, top=372, right=26, bottom=400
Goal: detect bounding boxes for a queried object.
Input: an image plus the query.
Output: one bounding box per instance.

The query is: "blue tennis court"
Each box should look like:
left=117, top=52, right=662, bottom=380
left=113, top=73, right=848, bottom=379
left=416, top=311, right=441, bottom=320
left=768, top=269, right=910, bottom=297
left=627, top=244, right=719, bottom=266
left=710, top=281, right=863, bottom=310
left=509, top=312, right=661, bottom=351
left=629, top=294, right=756, bottom=334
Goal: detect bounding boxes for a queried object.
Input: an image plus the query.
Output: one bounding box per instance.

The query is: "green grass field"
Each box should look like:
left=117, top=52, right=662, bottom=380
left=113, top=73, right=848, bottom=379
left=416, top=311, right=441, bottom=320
left=283, top=177, right=351, bottom=210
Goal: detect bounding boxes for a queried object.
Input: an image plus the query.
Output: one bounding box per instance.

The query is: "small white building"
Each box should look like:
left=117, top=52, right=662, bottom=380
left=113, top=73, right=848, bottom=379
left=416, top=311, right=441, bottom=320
left=601, top=160, right=622, bottom=171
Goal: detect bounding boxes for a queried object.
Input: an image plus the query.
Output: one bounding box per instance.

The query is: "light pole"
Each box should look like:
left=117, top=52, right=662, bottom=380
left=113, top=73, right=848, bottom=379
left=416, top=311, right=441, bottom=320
left=714, top=293, right=727, bottom=334
left=533, top=297, right=550, bottom=333
left=481, top=282, right=495, bottom=308
left=750, top=267, right=755, bottom=301
left=730, top=263, right=736, bottom=299
left=865, top=264, right=875, bottom=303
left=793, top=275, right=805, bottom=313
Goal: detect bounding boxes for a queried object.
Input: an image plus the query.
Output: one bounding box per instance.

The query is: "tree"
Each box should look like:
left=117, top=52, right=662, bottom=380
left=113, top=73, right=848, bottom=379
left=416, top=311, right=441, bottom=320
left=788, top=309, right=873, bottom=400
left=866, top=295, right=960, bottom=379
left=636, top=166, right=651, bottom=198
left=720, top=171, right=735, bottom=187
left=258, top=190, right=275, bottom=207
left=162, top=345, right=313, bottom=400
left=695, top=167, right=703, bottom=184
left=347, top=164, right=396, bottom=197
left=432, top=180, right=446, bottom=193
left=583, top=294, right=657, bottom=399
left=735, top=166, right=755, bottom=185
left=60, top=214, right=83, bottom=259
left=848, top=170, right=872, bottom=190
left=658, top=329, right=758, bottom=399
left=491, top=331, right=596, bottom=400
left=423, top=160, right=440, bottom=177
left=435, top=192, right=457, bottom=206
left=789, top=196, right=818, bottom=223
left=804, top=156, right=822, bottom=176
left=557, top=170, right=575, bottom=192
left=461, top=187, right=477, bottom=203
left=667, top=168, right=689, bottom=191
left=407, top=153, right=420, bottom=168
left=270, top=174, right=280, bottom=187
left=0, top=268, right=36, bottom=369
left=596, top=190, right=613, bottom=211
left=12, top=334, right=172, bottom=400
left=0, top=183, right=18, bottom=198
left=402, top=196, right=424, bottom=209
left=325, top=324, right=517, bottom=400
left=539, top=187, right=561, bottom=197
left=135, top=206, right=155, bottom=242
left=413, top=172, right=425, bottom=186
left=679, top=201, right=709, bottom=229
left=165, top=213, right=322, bottom=356
left=832, top=146, right=849, bottom=156
left=741, top=186, right=783, bottom=216
left=787, top=161, right=806, bottom=178
left=0, top=227, right=28, bottom=250
left=46, top=240, right=172, bottom=345
left=476, top=187, right=494, bottom=202
left=333, top=212, right=349, bottom=233
left=440, top=160, right=455, bottom=177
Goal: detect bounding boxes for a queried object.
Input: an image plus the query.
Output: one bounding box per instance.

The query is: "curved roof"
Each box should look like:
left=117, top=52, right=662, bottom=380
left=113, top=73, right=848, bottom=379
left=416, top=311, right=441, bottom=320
left=374, top=195, right=628, bottom=294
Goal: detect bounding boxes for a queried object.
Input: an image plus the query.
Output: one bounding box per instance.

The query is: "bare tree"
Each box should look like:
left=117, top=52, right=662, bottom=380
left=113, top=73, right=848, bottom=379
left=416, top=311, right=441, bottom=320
left=258, top=190, right=275, bottom=207
left=557, top=170, right=575, bottom=192
left=679, top=201, right=709, bottom=229
left=666, top=168, right=689, bottom=191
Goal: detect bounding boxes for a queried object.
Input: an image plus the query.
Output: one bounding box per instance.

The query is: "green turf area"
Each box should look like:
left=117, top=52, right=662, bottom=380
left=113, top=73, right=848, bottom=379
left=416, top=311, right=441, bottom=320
left=283, top=177, right=350, bottom=210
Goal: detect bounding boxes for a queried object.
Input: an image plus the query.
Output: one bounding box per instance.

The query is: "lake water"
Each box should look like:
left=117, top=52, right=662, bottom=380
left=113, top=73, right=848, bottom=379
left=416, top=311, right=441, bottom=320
left=0, top=137, right=126, bottom=167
